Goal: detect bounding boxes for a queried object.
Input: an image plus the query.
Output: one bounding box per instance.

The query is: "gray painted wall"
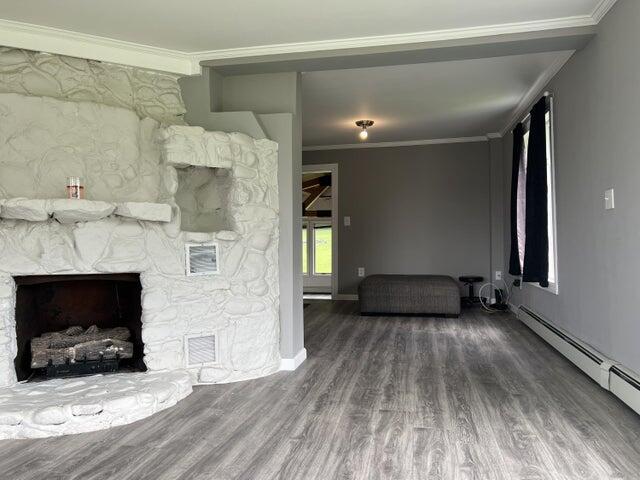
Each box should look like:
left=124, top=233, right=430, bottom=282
left=179, top=70, right=266, bottom=138
left=501, top=0, right=640, bottom=375
left=304, top=142, right=491, bottom=294
left=259, top=113, right=303, bottom=360
left=222, top=72, right=300, bottom=114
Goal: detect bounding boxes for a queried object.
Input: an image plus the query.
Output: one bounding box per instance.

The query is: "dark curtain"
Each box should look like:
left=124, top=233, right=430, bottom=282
left=522, top=97, right=549, bottom=287
left=508, top=123, right=525, bottom=276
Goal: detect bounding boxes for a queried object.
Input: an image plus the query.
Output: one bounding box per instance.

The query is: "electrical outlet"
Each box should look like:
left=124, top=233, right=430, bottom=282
left=358, top=267, right=365, bottom=277
left=344, top=216, right=351, bottom=226
left=495, top=271, right=502, bottom=281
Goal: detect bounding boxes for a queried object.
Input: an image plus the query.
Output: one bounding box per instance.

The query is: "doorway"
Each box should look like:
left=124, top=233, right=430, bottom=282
left=302, top=164, right=338, bottom=298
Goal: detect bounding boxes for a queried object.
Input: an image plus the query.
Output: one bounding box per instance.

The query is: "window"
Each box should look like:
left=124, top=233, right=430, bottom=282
left=313, top=223, right=332, bottom=275
left=516, top=96, right=558, bottom=293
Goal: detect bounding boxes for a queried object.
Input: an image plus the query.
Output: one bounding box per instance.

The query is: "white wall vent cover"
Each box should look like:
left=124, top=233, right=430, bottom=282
left=185, top=242, right=219, bottom=276
left=185, top=333, right=218, bottom=367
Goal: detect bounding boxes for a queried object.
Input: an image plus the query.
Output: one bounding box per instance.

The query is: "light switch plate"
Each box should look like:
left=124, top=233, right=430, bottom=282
left=495, top=271, right=502, bottom=281
left=344, top=216, right=351, bottom=226
left=605, top=188, right=615, bottom=210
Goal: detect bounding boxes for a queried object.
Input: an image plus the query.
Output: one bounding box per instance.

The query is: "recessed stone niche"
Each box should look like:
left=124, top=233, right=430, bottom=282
left=175, top=166, right=232, bottom=233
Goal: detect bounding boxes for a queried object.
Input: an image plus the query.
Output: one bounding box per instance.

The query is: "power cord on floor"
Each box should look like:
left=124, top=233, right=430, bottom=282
left=478, top=278, right=512, bottom=314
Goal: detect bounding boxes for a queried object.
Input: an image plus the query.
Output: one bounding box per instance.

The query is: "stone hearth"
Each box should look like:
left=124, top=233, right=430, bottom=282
left=0, top=370, right=192, bottom=439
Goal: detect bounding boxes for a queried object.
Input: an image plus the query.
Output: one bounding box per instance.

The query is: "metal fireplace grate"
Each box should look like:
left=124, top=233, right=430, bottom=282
left=45, top=357, right=121, bottom=378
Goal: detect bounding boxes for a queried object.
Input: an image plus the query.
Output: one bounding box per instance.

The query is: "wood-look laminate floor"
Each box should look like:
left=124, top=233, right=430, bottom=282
left=1, top=301, right=640, bottom=480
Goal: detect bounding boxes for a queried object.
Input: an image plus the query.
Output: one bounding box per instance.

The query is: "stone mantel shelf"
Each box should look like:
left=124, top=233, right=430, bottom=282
left=0, top=198, right=172, bottom=224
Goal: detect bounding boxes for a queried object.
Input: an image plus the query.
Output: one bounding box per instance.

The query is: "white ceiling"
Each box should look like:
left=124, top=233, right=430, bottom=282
left=0, top=0, right=610, bottom=144
left=302, top=52, right=570, bottom=146
left=0, top=0, right=610, bottom=52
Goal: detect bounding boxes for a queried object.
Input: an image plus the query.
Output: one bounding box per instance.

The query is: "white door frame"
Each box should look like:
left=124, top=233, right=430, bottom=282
left=302, top=163, right=339, bottom=299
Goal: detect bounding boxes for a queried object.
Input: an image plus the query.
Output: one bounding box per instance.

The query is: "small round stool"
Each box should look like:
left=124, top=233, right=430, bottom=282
left=459, top=276, right=484, bottom=307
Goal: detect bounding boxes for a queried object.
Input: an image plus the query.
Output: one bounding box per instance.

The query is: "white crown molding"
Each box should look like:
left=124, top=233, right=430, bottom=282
left=0, top=18, right=199, bottom=75
left=0, top=4, right=614, bottom=76
left=303, top=136, right=488, bottom=152
left=500, top=50, right=575, bottom=136
left=192, top=15, right=597, bottom=63
left=591, top=0, right=619, bottom=23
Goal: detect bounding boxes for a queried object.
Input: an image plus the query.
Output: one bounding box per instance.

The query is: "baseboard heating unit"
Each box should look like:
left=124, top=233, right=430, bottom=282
left=515, top=305, right=640, bottom=416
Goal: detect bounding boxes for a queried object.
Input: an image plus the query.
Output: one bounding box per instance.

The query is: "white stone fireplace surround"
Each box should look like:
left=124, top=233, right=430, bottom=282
left=0, top=49, right=281, bottom=439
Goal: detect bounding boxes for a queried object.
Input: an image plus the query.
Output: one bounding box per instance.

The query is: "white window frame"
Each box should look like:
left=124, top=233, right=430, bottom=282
left=520, top=94, right=559, bottom=295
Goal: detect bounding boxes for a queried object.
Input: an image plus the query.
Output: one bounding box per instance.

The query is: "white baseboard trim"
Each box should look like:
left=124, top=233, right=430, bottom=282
left=303, top=287, right=332, bottom=293
left=610, top=366, right=640, bottom=415
left=507, top=302, right=519, bottom=315
left=516, top=305, right=640, bottom=416
left=335, top=294, right=358, bottom=301
left=279, top=348, right=307, bottom=371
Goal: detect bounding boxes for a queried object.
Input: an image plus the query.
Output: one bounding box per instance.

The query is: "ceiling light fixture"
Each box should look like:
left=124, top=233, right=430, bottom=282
left=356, top=120, right=374, bottom=141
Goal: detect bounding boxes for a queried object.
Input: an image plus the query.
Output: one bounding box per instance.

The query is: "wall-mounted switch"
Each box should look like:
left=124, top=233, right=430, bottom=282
left=358, top=267, right=365, bottom=277
left=605, top=188, right=615, bottom=210
left=495, top=271, right=502, bottom=281
left=344, top=216, right=351, bottom=226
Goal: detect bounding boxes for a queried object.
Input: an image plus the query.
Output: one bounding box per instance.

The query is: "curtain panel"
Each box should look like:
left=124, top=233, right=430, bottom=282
left=522, top=97, right=549, bottom=287
left=508, top=123, right=525, bottom=276
left=508, top=96, right=550, bottom=287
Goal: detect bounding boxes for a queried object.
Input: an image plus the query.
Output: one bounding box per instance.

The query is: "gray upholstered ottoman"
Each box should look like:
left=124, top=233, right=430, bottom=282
left=358, top=275, right=461, bottom=317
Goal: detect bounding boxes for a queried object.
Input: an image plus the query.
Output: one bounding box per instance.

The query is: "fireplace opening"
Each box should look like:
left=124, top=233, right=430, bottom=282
left=13, top=273, right=145, bottom=381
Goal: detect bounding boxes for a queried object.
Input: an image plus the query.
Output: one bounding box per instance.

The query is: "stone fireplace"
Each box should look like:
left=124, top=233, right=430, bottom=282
left=0, top=48, right=282, bottom=439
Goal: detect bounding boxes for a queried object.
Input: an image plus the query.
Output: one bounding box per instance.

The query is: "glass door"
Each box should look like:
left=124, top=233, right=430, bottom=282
left=302, top=220, right=332, bottom=292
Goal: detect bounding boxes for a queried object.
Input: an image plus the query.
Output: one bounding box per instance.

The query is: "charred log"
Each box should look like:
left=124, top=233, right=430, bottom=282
left=31, top=326, right=133, bottom=369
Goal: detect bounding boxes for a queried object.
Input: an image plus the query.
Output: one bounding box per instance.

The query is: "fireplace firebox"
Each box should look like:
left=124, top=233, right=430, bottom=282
left=13, top=273, right=145, bottom=381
